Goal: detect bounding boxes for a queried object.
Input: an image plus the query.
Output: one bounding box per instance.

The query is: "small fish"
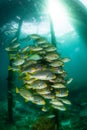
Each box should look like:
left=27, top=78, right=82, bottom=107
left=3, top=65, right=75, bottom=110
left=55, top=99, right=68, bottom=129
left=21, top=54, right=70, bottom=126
left=16, top=87, right=33, bottom=101
left=45, top=53, right=59, bottom=61
left=50, top=99, right=64, bottom=106
left=56, top=68, right=65, bottom=74
left=62, top=58, right=70, bottom=63
left=29, top=34, right=41, bottom=40
left=22, top=64, right=46, bottom=74
left=36, top=37, right=47, bottom=44
left=11, top=43, right=20, bottom=49
left=51, top=83, right=66, bottom=88
left=11, top=37, right=17, bottom=43
left=29, top=70, right=56, bottom=80
left=50, top=67, right=64, bottom=74
left=19, top=46, right=29, bottom=53
left=21, top=66, right=38, bottom=74
left=8, top=66, right=20, bottom=72
left=36, top=87, right=51, bottom=94
left=22, top=60, right=37, bottom=68
left=31, top=95, right=46, bottom=105
left=54, top=77, right=66, bottom=84
left=37, top=50, right=46, bottom=55
left=46, top=114, right=55, bottom=119
left=52, top=104, right=66, bottom=111
left=5, top=43, right=20, bottom=51
left=30, top=46, right=43, bottom=52
left=49, top=77, right=66, bottom=84
left=16, top=16, right=21, bottom=20
left=27, top=54, right=42, bottom=61
left=13, top=58, right=25, bottom=66
left=61, top=71, right=67, bottom=78
left=55, top=89, right=69, bottom=97
left=42, top=93, right=55, bottom=99
left=58, top=98, right=72, bottom=105
left=40, top=43, right=50, bottom=48
left=5, top=47, right=18, bottom=52
left=67, top=78, right=73, bottom=84
left=49, top=60, right=64, bottom=67
left=26, top=80, right=47, bottom=89
left=23, top=78, right=37, bottom=84
left=45, top=46, right=56, bottom=52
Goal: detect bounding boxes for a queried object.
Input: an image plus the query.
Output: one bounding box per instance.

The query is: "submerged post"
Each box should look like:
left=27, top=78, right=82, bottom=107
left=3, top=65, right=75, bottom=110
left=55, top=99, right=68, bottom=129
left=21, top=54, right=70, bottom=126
left=16, top=18, right=23, bottom=41
left=49, top=15, right=60, bottom=130
left=49, top=16, right=57, bottom=48
left=7, top=60, right=14, bottom=123
left=8, top=19, right=23, bottom=123
left=7, top=17, right=23, bottom=123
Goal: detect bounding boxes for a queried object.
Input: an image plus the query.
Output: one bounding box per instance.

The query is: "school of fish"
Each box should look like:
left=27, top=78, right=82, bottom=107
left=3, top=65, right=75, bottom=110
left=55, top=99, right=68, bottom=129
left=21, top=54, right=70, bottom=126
left=5, top=34, right=73, bottom=112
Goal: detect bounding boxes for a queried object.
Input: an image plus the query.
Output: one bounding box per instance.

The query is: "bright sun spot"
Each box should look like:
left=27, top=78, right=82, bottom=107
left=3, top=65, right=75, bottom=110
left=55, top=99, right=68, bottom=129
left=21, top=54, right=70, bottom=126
left=48, top=0, right=67, bottom=22
left=48, top=0, right=73, bottom=35
left=79, top=0, right=87, bottom=8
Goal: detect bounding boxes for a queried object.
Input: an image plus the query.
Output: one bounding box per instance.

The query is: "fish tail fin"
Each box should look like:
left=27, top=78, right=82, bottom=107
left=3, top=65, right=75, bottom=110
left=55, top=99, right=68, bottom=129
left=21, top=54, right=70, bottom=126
left=22, top=72, right=32, bottom=80
left=25, top=99, right=29, bottom=102
left=16, top=87, right=19, bottom=93
left=25, top=72, right=30, bottom=78
left=29, top=50, right=32, bottom=54
left=8, top=66, right=12, bottom=71
left=18, top=68, right=23, bottom=77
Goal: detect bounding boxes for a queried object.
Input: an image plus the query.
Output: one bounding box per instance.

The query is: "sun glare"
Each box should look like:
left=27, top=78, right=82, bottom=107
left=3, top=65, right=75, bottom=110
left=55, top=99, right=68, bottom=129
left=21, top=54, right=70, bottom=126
left=21, top=0, right=74, bottom=37
left=47, top=0, right=73, bottom=35
left=79, top=0, right=87, bottom=8
left=48, top=0, right=67, bottom=22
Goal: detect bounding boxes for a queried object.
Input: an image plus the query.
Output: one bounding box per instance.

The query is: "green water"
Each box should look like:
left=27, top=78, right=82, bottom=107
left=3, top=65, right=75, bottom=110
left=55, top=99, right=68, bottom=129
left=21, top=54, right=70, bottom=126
left=0, top=0, right=87, bottom=130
